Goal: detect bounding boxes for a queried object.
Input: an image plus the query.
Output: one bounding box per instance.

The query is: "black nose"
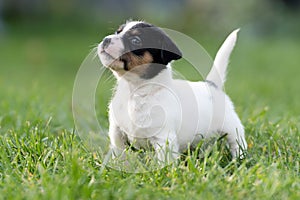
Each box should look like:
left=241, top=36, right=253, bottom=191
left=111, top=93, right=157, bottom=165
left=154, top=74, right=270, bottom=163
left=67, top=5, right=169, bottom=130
left=102, top=37, right=111, bottom=48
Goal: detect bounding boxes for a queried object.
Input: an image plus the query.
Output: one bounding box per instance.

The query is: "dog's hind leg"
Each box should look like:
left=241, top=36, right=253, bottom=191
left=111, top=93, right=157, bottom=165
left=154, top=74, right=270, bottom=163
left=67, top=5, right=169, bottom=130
left=222, top=111, right=247, bottom=159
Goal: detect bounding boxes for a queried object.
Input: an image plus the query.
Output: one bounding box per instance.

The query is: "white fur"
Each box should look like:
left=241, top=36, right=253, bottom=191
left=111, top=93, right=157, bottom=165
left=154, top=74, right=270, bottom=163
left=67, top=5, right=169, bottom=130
left=99, top=22, right=247, bottom=162
left=206, top=29, right=240, bottom=88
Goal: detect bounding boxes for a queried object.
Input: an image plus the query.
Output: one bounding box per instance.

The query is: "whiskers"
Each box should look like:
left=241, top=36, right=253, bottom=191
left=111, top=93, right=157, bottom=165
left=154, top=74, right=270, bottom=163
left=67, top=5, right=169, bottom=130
left=89, top=45, right=99, bottom=60
left=89, top=43, right=99, bottom=49
left=89, top=42, right=115, bottom=84
left=101, top=71, right=115, bottom=85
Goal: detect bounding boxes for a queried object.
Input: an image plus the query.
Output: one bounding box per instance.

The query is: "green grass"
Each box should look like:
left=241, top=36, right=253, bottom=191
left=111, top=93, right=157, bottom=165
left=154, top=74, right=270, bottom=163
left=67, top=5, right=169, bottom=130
left=0, top=21, right=299, bottom=199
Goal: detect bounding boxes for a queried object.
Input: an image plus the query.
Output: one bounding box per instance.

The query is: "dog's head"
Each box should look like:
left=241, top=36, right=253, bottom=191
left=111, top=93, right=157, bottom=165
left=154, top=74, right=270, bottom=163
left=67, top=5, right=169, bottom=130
left=98, top=21, right=182, bottom=79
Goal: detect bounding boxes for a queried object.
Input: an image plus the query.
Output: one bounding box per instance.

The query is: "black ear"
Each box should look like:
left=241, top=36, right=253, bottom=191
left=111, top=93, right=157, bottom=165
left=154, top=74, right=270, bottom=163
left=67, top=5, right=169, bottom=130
left=160, top=34, right=182, bottom=64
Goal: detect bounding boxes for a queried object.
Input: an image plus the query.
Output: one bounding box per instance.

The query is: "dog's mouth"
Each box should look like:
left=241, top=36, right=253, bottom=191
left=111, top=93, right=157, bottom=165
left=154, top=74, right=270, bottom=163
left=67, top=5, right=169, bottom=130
left=99, top=49, right=129, bottom=71
left=100, top=49, right=118, bottom=61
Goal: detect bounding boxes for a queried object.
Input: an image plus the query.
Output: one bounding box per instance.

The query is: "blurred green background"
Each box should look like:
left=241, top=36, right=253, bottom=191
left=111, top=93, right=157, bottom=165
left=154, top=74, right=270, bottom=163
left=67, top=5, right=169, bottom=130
left=1, top=2, right=299, bottom=199
left=0, top=0, right=300, bottom=131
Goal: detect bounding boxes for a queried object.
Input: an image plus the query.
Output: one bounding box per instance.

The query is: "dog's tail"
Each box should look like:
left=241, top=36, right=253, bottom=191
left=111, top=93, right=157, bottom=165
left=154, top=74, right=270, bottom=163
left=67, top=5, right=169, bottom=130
left=206, top=29, right=240, bottom=89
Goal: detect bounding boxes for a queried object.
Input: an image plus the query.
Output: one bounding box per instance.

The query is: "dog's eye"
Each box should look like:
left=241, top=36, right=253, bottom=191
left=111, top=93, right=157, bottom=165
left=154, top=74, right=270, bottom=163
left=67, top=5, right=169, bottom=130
left=130, top=36, right=142, bottom=46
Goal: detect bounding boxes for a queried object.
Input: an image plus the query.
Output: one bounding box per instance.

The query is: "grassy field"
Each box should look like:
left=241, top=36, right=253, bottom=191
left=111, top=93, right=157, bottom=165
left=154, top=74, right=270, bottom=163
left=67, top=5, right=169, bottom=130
left=0, top=21, right=299, bottom=199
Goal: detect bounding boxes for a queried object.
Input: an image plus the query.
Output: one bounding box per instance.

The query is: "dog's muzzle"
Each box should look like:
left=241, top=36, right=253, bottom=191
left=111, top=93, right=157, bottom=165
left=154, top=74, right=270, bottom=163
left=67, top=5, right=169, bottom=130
left=102, top=37, right=111, bottom=49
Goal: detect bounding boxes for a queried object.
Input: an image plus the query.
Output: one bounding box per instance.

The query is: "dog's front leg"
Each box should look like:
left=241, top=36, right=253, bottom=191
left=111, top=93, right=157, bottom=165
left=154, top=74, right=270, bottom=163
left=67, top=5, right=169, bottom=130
left=151, top=133, right=180, bottom=164
left=108, top=123, right=127, bottom=160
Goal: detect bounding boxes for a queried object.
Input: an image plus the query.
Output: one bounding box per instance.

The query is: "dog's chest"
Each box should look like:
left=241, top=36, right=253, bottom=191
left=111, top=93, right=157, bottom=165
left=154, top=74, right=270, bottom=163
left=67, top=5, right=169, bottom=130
left=110, top=81, right=179, bottom=139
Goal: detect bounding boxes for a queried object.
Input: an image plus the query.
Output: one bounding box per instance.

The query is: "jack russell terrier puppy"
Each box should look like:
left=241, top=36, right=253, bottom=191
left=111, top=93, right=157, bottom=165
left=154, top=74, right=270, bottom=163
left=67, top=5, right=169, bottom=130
left=98, top=21, right=247, bottom=163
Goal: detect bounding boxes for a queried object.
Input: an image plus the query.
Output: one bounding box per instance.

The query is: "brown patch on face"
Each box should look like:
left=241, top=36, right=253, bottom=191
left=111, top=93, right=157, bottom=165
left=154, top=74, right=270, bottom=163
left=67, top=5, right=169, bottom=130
left=121, top=51, right=153, bottom=76
left=108, top=60, right=126, bottom=76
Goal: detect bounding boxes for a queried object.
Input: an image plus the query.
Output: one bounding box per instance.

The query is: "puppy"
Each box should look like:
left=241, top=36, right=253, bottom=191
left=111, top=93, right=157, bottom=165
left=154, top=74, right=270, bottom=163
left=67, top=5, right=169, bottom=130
left=98, top=21, right=247, bottom=163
